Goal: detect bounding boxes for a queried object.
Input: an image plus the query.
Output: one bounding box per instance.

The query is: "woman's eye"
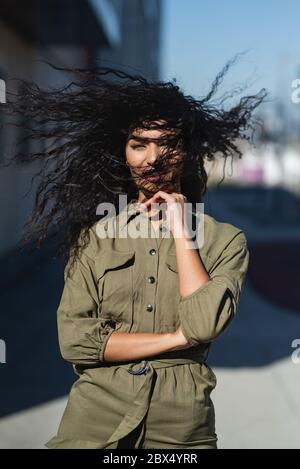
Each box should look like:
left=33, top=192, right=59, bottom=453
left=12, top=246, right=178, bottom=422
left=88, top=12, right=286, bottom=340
left=132, top=145, right=145, bottom=150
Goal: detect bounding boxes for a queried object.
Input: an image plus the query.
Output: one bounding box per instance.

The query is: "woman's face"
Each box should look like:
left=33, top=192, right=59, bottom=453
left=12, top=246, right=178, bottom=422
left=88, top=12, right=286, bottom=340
left=125, top=123, right=184, bottom=196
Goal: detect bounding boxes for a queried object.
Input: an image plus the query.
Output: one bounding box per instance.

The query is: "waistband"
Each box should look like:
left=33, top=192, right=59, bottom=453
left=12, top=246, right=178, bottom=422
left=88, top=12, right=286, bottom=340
left=73, top=344, right=209, bottom=377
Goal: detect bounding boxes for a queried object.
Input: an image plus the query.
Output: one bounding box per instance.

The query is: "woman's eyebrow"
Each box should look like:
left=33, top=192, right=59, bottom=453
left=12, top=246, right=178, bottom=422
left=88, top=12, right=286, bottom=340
left=127, top=134, right=168, bottom=145
left=128, top=134, right=149, bottom=142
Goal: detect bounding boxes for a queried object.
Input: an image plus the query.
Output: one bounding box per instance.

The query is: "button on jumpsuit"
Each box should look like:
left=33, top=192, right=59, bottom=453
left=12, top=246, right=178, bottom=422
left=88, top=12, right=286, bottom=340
left=45, top=198, right=249, bottom=449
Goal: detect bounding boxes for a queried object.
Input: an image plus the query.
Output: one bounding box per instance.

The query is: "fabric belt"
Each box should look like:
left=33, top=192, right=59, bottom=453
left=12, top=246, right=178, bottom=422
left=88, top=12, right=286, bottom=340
left=104, top=345, right=209, bottom=447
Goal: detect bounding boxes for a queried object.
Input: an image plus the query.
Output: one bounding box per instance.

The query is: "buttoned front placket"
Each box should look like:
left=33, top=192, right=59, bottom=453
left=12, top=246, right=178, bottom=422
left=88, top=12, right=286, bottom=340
left=139, top=212, right=171, bottom=333
left=140, top=217, right=159, bottom=332
left=118, top=200, right=173, bottom=335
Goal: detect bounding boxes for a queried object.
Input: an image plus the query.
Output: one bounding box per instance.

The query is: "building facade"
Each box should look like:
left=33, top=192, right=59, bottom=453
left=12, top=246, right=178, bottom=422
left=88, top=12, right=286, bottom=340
left=0, top=0, right=162, bottom=257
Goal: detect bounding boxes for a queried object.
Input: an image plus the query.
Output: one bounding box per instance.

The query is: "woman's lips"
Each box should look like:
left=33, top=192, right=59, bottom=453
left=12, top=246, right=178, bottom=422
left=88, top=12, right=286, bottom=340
left=144, top=174, right=160, bottom=181
left=142, top=171, right=170, bottom=182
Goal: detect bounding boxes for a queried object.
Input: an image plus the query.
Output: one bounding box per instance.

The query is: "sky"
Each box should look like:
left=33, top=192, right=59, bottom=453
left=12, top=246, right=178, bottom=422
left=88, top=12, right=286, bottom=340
left=160, top=0, right=300, bottom=116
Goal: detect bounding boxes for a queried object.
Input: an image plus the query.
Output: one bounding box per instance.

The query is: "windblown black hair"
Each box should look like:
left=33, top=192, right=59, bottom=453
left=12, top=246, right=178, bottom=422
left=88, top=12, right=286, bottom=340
left=1, top=53, right=268, bottom=271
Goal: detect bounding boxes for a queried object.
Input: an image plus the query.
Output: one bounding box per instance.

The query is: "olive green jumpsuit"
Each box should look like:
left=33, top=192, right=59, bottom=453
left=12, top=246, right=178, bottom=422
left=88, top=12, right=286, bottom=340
left=45, top=198, right=249, bottom=449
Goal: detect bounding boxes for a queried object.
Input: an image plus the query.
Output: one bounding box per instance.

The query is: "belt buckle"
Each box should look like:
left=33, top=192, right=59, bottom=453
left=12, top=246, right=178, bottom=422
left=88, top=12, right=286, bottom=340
left=127, top=360, right=149, bottom=375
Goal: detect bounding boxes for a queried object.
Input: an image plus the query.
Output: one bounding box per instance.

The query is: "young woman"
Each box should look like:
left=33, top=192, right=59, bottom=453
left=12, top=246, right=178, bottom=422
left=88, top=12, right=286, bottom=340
left=3, top=56, right=267, bottom=449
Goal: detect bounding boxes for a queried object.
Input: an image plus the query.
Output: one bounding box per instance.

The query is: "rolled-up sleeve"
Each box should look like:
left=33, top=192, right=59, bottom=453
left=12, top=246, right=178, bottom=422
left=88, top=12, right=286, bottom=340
left=179, top=231, right=249, bottom=345
left=57, top=229, right=122, bottom=365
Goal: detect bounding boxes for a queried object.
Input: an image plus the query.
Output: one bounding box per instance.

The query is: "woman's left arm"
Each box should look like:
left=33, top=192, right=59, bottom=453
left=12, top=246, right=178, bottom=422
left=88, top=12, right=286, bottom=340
left=174, top=233, right=211, bottom=297
left=176, top=230, right=249, bottom=345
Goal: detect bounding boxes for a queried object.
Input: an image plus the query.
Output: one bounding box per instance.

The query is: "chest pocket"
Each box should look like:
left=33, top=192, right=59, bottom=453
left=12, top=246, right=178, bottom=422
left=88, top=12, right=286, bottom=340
left=94, top=248, right=135, bottom=320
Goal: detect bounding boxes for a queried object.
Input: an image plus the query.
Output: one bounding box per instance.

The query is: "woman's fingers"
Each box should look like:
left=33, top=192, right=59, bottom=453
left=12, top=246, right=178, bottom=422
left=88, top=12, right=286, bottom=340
left=141, top=190, right=175, bottom=208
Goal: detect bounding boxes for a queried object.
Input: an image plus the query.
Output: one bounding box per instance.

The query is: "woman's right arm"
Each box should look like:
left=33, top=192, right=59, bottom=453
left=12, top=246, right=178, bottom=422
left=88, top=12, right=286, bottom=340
left=103, top=327, right=192, bottom=362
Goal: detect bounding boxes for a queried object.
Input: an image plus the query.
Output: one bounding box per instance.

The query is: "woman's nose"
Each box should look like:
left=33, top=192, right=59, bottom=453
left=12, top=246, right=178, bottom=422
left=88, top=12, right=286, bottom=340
left=146, top=143, right=160, bottom=164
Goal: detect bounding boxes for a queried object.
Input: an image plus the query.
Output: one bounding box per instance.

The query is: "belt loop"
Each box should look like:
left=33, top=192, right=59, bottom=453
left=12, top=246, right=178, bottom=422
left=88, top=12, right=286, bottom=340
left=127, top=360, right=149, bottom=375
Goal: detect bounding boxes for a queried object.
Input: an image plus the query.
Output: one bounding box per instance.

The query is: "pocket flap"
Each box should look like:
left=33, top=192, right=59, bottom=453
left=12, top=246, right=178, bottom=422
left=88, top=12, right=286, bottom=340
left=94, top=249, right=135, bottom=280
left=166, top=253, right=178, bottom=273
left=166, top=250, right=211, bottom=274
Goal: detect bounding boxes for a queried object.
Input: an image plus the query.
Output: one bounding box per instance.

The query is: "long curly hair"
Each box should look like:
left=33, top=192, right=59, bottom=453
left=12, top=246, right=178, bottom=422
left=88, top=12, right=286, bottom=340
left=1, top=53, right=268, bottom=271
